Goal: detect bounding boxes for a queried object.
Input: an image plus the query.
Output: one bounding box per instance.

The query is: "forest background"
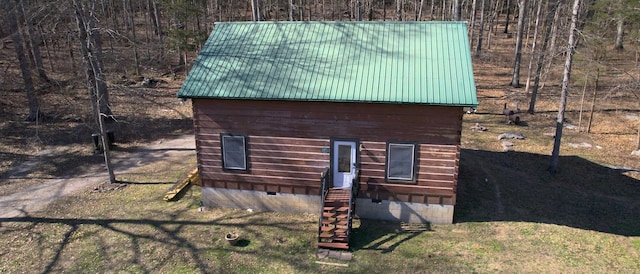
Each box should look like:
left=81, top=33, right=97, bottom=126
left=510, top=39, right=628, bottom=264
left=1, top=0, right=640, bottom=272
left=1, top=0, right=639, bottom=200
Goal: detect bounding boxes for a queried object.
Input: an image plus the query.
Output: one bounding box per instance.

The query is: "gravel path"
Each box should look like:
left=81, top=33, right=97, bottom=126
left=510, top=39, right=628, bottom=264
left=0, top=135, right=196, bottom=218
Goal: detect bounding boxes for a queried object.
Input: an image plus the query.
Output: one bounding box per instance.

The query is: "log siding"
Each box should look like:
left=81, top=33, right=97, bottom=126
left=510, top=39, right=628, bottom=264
left=193, top=99, right=462, bottom=205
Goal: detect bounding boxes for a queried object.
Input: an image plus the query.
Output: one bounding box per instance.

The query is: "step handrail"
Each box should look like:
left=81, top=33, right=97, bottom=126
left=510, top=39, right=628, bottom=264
left=346, top=167, right=360, bottom=237
left=318, top=167, right=330, bottom=241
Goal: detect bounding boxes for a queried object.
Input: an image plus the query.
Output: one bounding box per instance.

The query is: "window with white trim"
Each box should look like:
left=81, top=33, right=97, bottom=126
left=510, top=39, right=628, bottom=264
left=386, top=143, right=416, bottom=181
left=220, top=134, right=248, bottom=171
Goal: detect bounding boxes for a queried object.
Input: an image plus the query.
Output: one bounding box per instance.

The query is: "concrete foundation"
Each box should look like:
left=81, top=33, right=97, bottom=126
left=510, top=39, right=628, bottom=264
left=201, top=187, right=453, bottom=224
left=354, top=198, right=454, bottom=224
left=202, top=187, right=321, bottom=214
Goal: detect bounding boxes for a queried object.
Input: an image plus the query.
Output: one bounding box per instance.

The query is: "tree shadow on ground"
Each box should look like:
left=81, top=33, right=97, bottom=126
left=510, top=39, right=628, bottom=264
left=0, top=209, right=318, bottom=273
left=350, top=219, right=432, bottom=252
left=456, top=149, right=640, bottom=236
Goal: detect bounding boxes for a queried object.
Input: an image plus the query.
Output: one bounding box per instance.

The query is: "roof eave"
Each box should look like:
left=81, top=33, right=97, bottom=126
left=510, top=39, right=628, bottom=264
left=179, top=96, right=478, bottom=107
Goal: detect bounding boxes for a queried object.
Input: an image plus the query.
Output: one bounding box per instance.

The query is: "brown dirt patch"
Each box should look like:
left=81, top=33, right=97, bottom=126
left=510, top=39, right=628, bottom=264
left=0, top=40, right=194, bottom=195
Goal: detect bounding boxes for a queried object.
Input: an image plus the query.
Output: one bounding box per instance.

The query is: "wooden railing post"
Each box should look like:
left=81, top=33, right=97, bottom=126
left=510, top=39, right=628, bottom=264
left=318, top=167, right=330, bottom=241
left=346, top=168, right=360, bottom=237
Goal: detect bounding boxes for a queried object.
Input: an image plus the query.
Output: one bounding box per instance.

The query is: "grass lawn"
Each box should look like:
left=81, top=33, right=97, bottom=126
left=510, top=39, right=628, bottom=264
left=1, top=150, right=638, bottom=273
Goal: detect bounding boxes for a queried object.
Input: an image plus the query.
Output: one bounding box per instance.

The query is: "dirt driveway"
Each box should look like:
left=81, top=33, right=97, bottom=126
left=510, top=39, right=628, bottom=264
left=0, top=135, right=196, bottom=218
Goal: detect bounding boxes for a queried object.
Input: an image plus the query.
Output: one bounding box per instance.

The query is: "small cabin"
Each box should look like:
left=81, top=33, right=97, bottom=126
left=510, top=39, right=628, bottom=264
left=178, top=21, right=477, bottom=249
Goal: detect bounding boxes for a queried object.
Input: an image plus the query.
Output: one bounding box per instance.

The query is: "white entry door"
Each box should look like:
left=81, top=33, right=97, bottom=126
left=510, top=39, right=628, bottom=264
left=332, top=141, right=357, bottom=189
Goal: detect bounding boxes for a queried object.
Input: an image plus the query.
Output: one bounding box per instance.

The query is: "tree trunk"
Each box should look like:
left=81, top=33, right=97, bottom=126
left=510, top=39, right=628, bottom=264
left=578, top=78, right=587, bottom=132
left=123, top=0, right=130, bottom=31
left=74, top=0, right=113, bottom=124
left=251, top=0, right=257, bottom=21
left=524, top=0, right=543, bottom=94
left=429, top=0, right=435, bottom=20
left=417, top=0, right=425, bottom=20
left=67, top=33, right=78, bottom=76
left=39, top=25, right=55, bottom=73
left=20, top=0, right=49, bottom=83
left=153, top=0, right=162, bottom=37
left=475, top=0, right=486, bottom=57
left=587, top=68, right=599, bottom=133
left=396, top=0, right=403, bottom=21
left=469, top=0, right=477, bottom=48
left=510, top=0, right=527, bottom=88
left=549, top=0, right=581, bottom=174
left=614, top=17, right=624, bottom=50
left=546, top=2, right=560, bottom=71
left=527, top=0, right=557, bottom=114
left=485, top=0, right=497, bottom=49
left=128, top=0, right=140, bottom=75
left=251, top=0, right=263, bottom=21
left=109, top=0, right=118, bottom=33
left=148, top=0, right=158, bottom=34
left=298, top=0, right=303, bottom=21
left=636, top=122, right=640, bottom=150
left=151, top=0, right=163, bottom=57
left=74, top=0, right=116, bottom=184
left=493, top=0, right=503, bottom=36
left=453, top=0, right=461, bottom=20
left=504, top=0, right=511, bottom=33
left=289, top=0, right=294, bottom=21
left=4, top=0, right=41, bottom=121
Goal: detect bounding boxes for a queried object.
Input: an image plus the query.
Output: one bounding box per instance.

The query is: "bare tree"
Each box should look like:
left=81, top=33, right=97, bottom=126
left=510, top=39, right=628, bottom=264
left=485, top=0, right=498, bottom=49
left=251, top=0, right=263, bottom=21
left=3, top=0, right=41, bottom=121
left=20, top=0, right=49, bottom=82
left=510, top=0, right=527, bottom=87
left=636, top=122, right=640, bottom=150
left=126, top=0, right=140, bottom=75
left=469, top=0, right=477, bottom=48
left=396, top=0, right=403, bottom=21
left=417, top=0, right=425, bottom=20
left=289, top=0, right=294, bottom=21
left=587, top=68, right=600, bottom=133
left=504, top=0, right=511, bottom=33
left=453, top=0, right=461, bottom=20
left=527, top=0, right=558, bottom=114
left=613, top=0, right=627, bottom=50
left=614, top=16, right=624, bottom=50
left=549, top=0, right=581, bottom=173
left=73, top=0, right=116, bottom=183
left=429, top=0, right=435, bottom=20
left=475, top=0, right=486, bottom=57
left=148, top=0, right=162, bottom=37
left=524, top=0, right=543, bottom=95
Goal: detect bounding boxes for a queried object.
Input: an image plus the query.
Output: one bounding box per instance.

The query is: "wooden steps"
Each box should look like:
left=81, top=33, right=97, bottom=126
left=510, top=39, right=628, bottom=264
left=322, top=212, right=348, bottom=219
left=317, top=241, right=349, bottom=250
left=324, top=188, right=351, bottom=201
left=318, top=188, right=355, bottom=250
left=322, top=219, right=348, bottom=226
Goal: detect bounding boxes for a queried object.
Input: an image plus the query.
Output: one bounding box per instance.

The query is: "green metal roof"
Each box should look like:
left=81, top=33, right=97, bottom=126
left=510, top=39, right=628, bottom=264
left=177, top=21, right=478, bottom=106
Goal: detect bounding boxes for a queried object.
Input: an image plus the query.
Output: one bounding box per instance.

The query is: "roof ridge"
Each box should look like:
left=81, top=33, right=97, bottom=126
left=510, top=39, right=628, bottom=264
left=213, top=21, right=468, bottom=25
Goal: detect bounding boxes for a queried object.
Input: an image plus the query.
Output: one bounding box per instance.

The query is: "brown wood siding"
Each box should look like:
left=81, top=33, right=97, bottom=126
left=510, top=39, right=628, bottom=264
left=193, top=99, right=462, bottom=205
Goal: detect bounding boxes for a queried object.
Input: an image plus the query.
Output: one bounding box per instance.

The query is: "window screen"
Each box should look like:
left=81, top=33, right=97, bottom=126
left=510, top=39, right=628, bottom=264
left=386, top=143, right=416, bottom=181
left=221, top=134, right=247, bottom=171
